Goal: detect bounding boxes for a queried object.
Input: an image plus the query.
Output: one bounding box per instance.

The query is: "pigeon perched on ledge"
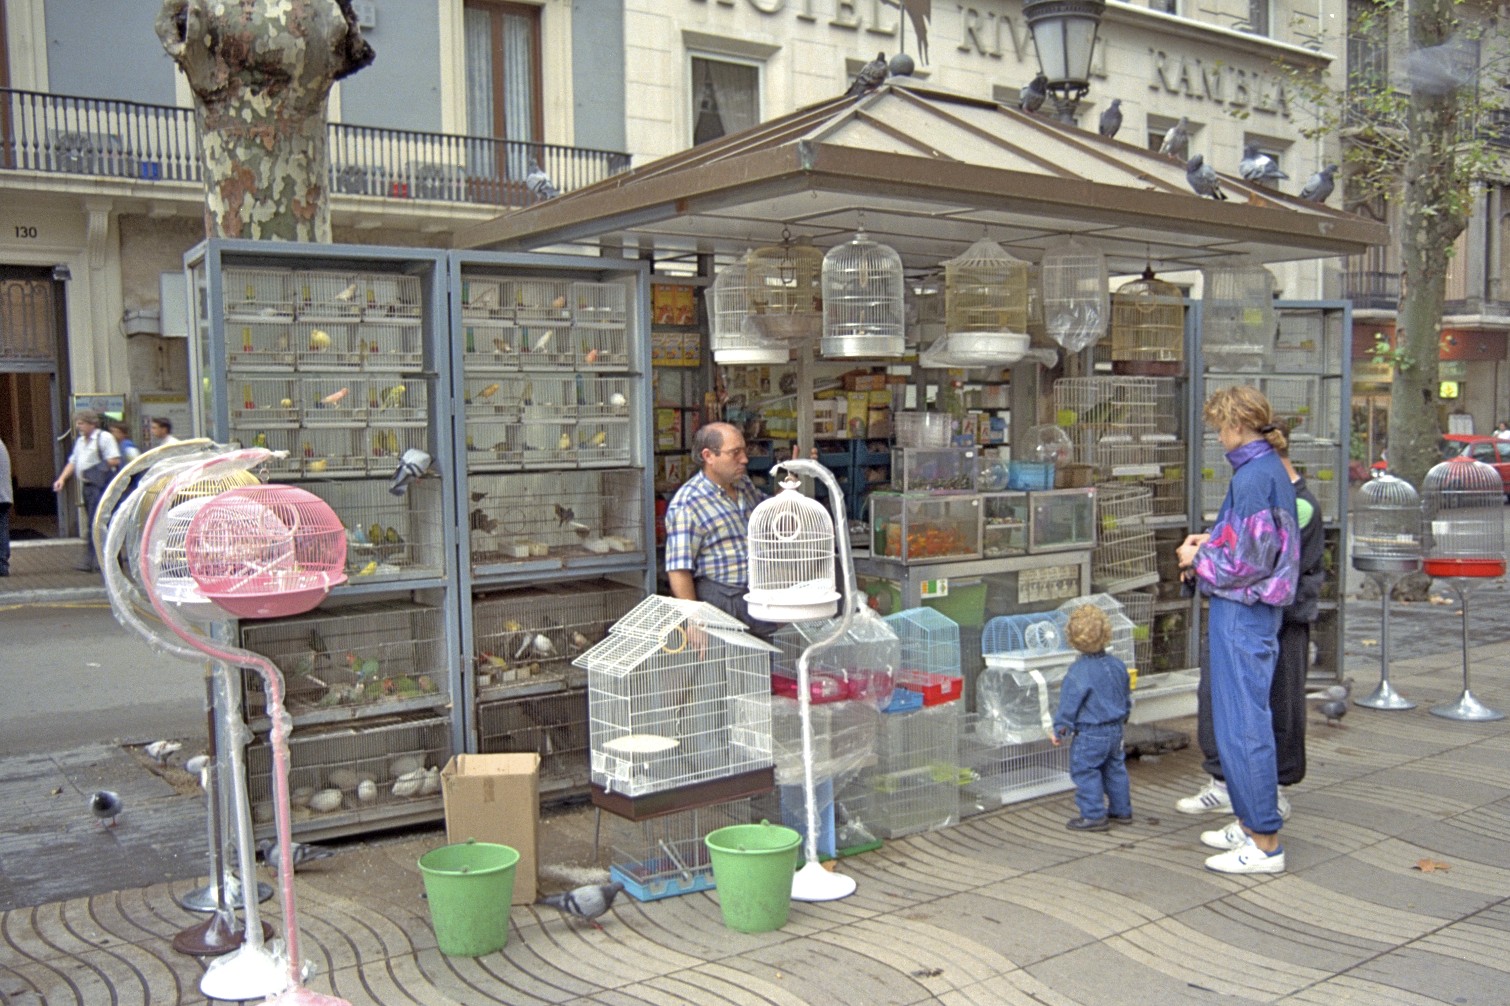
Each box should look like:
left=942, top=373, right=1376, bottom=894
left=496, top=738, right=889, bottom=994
left=1185, top=155, right=1227, bottom=200
left=1238, top=144, right=1288, bottom=184
left=1160, top=117, right=1191, bottom=161
left=537, top=881, right=625, bottom=929
left=1098, top=98, right=1122, bottom=139
left=846, top=52, right=889, bottom=97
left=525, top=159, right=559, bottom=200
left=1299, top=164, right=1338, bottom=204
left=1019, top=73, right=1048, bottom=113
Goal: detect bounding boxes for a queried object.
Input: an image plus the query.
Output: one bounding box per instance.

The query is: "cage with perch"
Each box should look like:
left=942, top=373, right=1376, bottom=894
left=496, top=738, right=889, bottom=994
left=745, top=473, right=840, bottom=623
left=1199, top=260, right=1275, bottom=373
left=1039, top=236, right=1109, bottom=354
left=1110, top=266, right=1184, bottom=376
left=1351, top=473, right=1422, bottom=711
left=882, top=606, right=962, bottom=707
left=930, top=237, right=1030, bottom=365
left=821, top=227, right=905, bottom=358
left=712, top=251, right=788, bottom=365
left=745, top=230, right=825, bottom=342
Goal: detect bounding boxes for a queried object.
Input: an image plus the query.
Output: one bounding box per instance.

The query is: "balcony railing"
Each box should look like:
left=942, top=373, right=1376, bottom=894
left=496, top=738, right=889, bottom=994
left=0, top=87, right=630, bottom=207
left=1344, top=270, right=1399, bottom=311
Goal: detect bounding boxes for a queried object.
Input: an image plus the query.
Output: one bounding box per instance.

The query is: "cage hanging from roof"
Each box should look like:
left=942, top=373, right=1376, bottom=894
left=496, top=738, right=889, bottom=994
left=745, top=231, right=825, bottom=341
left=1111, top=267, right=1184, bottom=376
left=1040, top=237, right=1109, bottom=354
left=923, top=237, right=1030, bottom=366
left=1421, top=456, right=1506, bottom=578
left=821, top=227, right=905, bottom=358
left=1352, top=473, right=1422, bottom=573
left=744, top=473, right=840, bottom=623
left=1200, top=260, right=1275, bottom=372
left=711, top=251, right=788, bottom=365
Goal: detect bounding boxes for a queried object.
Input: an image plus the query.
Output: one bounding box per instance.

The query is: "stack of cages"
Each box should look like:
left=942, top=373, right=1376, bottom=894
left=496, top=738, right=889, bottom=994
left=844, top=697, right=962, bottom=839
left=193, top=242, right=457, bottom=840
left=958, top=712, right=1072, bottom=818
left=884, top=606, right=965, bottom=708
left=1092, top=484, right=1158, bottom=593
left=611, top=796, right=754, bottom=901
left=1111, top=587, right=1155, bottom=681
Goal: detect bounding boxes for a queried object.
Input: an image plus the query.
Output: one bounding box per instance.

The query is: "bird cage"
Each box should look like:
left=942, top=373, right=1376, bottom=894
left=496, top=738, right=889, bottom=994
left=745, top=473, right=840, bottom=623
left=574, top=595, right=777, bottom=799
left=138, top=467, right=264, bottom=611
left=1200, top=261, right=1275, bottom=372
left=930, top=238, right=1030, bottom=365
left=770, top=605, right=899, bottom=709
left=1058, top=593, right=1137, bottom=670
left=1093, top=485, right=1157, bottom=592
left=883, top=607, right=963, bottom=706
left=1112, top=588, right=1154, bottom=677
left=821, top=227, right=905, bottom=358
left=908, top=272, right=946, bottom=349
left=978, top=612, right=1073, bottom=745
left=711, top=252, right=788, bottom=365
left=746, top=231, right=824, bottom=341
left=1111, top=267, right=1184, bottom=376
left=1286, top=437, right=1341, bottom=521
left=1040, top=236, right=1110, bottom=354
left=1352, top=473, right=1422, bottom=573
left=1052, top=376, right=1158, bottom=466
left=1421, top=456, right=1506, bottom=578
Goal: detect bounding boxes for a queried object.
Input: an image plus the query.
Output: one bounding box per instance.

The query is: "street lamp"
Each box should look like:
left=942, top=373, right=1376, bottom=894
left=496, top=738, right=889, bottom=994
left=1022, top=0, right=1106, bottom=124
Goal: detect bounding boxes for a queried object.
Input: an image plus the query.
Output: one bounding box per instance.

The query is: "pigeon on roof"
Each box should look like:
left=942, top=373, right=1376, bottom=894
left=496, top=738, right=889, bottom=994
left=1185, top=155, right=1227, bottom=200
left=1098, top=98, right=1122, bottom=139
left=1159, top=117, right=1191, bottom=162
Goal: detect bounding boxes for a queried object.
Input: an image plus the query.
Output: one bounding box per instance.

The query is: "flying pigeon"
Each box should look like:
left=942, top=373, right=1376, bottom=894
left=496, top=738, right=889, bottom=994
left=89, top=790, right=123, bottom=827
left=1299, top=164, right=1337, bottom=204
left=1159, top=117, right=1191, bottom=161
left=389, top=448, right=434, bottom=496
left=1098, top=98, right=1122, bottom=139
left=1185, top=155, right=1227, bottom=200
left=144, top=739, right=182, bottom=764
left=1238, top=143, right=1288, bottom=184
left=525, top=159, right=559, bottom=201
left=1319, top=699, right=1348, bottom=726
left=536, top=881, right=625, bottom=929
left=846, top=52, right=889, bottom=97
left=1019, top=73, right=1048, bottom=113
left=256, top=838, right=337, bottom=875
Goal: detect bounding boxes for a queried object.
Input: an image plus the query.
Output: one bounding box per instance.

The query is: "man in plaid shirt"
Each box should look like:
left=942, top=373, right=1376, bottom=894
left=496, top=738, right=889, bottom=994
left=664, top=421, right=778, bottom=639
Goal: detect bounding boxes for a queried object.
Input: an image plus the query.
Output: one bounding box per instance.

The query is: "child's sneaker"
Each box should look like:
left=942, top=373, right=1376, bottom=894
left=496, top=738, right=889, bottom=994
left=1200, top=819, right=1247, bottom=850
left=1176, top=777, right=1231, bottom=815
left=1205, top=838, right=1285, bottom=874
left=1108, top=813, right=1133, bottom=825
left=1066, top=816, right=1111, bottom=832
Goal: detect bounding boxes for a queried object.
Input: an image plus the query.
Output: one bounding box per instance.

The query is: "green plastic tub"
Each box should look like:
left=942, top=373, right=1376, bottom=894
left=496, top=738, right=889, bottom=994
left=704, top=821, right=801, bottom=933
left=417, top=840, right=519, bottom=956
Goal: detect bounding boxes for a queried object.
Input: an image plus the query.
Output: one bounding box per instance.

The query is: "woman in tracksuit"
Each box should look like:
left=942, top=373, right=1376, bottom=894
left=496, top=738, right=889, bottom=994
left=1177, top=386, right=1300, bottom=874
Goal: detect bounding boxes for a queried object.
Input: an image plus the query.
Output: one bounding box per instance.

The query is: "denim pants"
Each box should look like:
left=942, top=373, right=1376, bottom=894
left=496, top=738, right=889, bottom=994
left=1208, top=597, right=1284, bottom=835
left=1069, top=723, right=1131, bottom=821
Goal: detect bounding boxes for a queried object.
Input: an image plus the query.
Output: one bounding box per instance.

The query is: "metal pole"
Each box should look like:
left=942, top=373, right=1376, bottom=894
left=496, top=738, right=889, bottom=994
left=1355, top=572, right=1414, bottom=710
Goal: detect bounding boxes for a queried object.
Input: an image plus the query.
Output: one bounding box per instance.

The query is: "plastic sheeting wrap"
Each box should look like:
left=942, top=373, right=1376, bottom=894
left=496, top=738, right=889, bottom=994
left=739, top=696, right=878, bottom=786
left=976, top=653, right=1076, bottom=745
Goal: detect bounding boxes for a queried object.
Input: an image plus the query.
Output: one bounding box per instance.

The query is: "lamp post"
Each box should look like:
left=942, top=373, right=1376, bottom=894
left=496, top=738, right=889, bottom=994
left=1022, top=0, right=1106, bottom=125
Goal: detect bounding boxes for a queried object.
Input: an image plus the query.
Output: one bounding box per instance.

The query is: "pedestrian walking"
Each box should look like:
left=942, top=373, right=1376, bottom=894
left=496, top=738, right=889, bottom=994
left=52, top=409, right=120, bottom=572
left=0, top=434, right=12, bottom=577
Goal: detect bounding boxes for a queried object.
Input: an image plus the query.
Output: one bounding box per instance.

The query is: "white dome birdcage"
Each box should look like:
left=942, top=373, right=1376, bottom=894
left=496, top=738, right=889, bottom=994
left=929, top=237, right=1030, bottom=366
left=1111, top=266, right=1184, bottom=376
left=746, top=230, right=825, bottom=342
left=821, top=227, right=905, bottom=358
left=1353, top=473, right=1422, bottom=574
left=1200, top=260, right=1275, bottom=372
left=745, top=473, right=840, bottom=622
left=1421, top=456, right=1506, bottom=578
left=711, top=251, right=789, bottom=365
left=139, top=467, right=266, bottom=612
left=1040, top=237, right=1109, bottom=354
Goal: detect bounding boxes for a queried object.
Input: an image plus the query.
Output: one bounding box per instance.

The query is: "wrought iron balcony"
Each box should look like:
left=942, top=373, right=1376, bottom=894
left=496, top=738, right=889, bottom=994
left=1343, top=269, right=1399, bottom=311
left=0, top=87, right=630, bottom=206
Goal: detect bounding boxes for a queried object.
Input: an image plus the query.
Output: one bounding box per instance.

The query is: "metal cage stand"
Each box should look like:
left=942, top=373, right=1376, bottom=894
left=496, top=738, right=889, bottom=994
left=1430, top=579, right=1505, bottom=722
left=1352, top=569, right=1416, bottom=711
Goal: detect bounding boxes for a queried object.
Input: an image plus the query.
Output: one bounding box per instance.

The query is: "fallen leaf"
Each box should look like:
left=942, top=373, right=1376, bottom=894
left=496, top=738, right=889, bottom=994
left=1361, top=638, right=1378, bottom=647
left=1413, top=858, right=1451, bottom=873
left=50, top=786, right=62, bottom=796
left=911, top=968, right=944, bottom=978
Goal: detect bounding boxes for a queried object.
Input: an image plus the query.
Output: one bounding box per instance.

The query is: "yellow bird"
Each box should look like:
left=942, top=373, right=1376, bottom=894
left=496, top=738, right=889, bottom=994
left=558, top=432, right=573, bottom=451
left=356, top=560, right=378, bottom=576
left=591, top=430, right=608, bottom=448
left=380, top=385, right=406, bottom=409
left=475, top=383, right=500, bottom=401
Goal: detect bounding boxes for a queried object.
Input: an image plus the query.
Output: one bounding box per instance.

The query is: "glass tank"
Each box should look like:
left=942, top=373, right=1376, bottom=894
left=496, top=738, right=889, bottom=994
left=870, top=492, right=982, bottom=564
left=893, top=447, right=977, bottom=493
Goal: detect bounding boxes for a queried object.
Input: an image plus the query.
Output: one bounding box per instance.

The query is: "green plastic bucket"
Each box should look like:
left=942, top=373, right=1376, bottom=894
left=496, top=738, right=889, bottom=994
left=417, top=839, right=519, bottom=956
left=704, top=821, right=801, bottom=933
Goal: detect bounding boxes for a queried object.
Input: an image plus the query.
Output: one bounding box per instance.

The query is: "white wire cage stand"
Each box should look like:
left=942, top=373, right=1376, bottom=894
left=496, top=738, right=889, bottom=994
left=1350, top=473, right=1421, bottom=710
left=1351, top=568, right=1418, bottom=711
left=763, top=458, right=862, bottom=902
left=135, top=449, right=353, bottom=1006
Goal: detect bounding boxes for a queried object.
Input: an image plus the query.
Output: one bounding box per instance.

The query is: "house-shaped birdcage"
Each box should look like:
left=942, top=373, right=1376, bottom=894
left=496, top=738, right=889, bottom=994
left=769, top=604, right=899, bottom=709
left=882, top=606, right=963, bottom=705
left=574, top=595, right=777, bottom=800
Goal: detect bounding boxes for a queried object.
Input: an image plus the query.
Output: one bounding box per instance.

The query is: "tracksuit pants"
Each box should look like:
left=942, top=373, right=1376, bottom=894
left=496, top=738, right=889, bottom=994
left=1206, top=597, right=1284, bottom=836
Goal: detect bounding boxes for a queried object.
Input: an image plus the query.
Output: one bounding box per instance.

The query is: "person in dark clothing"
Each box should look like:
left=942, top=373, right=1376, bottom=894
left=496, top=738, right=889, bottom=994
left=1051, top=604, right=1133, bottom=832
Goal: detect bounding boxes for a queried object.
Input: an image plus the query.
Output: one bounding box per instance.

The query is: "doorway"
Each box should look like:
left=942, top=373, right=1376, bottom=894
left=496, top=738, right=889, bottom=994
left=0, top=269, right=67, bottom=539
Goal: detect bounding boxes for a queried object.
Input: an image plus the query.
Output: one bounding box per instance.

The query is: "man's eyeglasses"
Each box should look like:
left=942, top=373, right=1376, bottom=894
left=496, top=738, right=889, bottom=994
left=706, top=447, right=748, bottom=459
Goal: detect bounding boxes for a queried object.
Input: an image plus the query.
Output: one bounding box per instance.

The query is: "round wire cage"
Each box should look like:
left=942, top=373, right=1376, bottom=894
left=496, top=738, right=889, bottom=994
left=943, top=236, right=1029, bottom=337
left=1040, top=237, right=1109, bottom=354
left=711, top=252, right=789, bottom=365
left=138, top=467, right=266, bottom=611
left=185, top=485, right=349, bottom=619
left=1200, top=261, right=1276, bottom=372
left=745, top=476, right=840, bottom=623
left=1421, top=456, right=1506, bottom=577
left=1352, top=473, right=1422, bottom=572
left=1111, top=267, right=1184, bottom=376
left=746, top=232, right=825, bottom=341
left=821, top=227, right=905, bottom=358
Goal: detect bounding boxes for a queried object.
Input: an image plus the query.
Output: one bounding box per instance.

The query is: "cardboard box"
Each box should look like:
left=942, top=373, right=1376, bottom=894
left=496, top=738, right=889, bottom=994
left=845, top=392, right=870, bottom=438
left=866, top=406, right=891, bottom=439
left=843, top=372, right=887, bottom=391
left=440, top=753, right=540, bottom=905
left=814, top=399, right=840, bottom=437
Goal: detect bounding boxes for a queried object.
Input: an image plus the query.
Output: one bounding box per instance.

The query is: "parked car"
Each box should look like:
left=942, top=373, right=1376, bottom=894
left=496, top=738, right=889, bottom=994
left=1442, top=434, right=1510, bottom=498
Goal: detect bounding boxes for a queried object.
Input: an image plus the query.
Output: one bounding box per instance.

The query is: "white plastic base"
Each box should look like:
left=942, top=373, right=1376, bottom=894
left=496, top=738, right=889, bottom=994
left=746, top=592, right=839, bottom=623
left=199, top=943, right=290, bottom=1002
left=713, top=347, right=789, bottom=365
left=790, top=860, right=856, bottom=902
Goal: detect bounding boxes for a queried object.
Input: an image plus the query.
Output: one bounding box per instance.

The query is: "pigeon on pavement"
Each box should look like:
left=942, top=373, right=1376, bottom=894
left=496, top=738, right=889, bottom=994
left=846, top=52, right=889, bottom=97
left=1320, top=699, right=1348, bottom=725
left=1098, top=98, right=1122, bottom=139
left=536, top=881, right=625, bottom=929
left=525, top=159, right=559, bottom=201
left=256, top=838, right=337, bottom=875
left=1185, top=155, right=1227, bottom=200
left=1238, top=144, right=1288, bottom=184
left=1019, top=73, right=1048, bottom=113
left=1299, top=164, right=1338, bottom=204
left=144, top=739, right=182, bottom=764
left=89, top=790, right=123, bottom=827
left=1159, top=117, right=1191, bottom=161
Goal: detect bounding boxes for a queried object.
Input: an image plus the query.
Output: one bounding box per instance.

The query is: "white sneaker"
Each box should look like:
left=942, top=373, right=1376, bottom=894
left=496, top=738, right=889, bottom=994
left=1176, top=777, right=1231, bottom=815
left=1201, top=819, right=1247, bottom=851
left=1205, top=838, right=1285, bottom=874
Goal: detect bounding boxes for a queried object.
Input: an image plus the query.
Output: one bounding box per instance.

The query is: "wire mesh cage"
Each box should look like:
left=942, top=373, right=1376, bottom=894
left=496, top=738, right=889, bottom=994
left=958, top=716, right=1072, bottom=817
left=228, top=320, right=296, bottom=371
left=1287, top=437, right=1342, bottom=522
left=230, top=377, right=301, bottom=429
left=238, top=599, right=448, bottom=722
left=357, top=272, right=423, bottom=322
left=364, top=378, right=427, bottom=426
left=518, top=420, right=578, bottom=468
left=139, top=469, right=265, bottom=610
left=1110, top=268, right=1184, bottom=376
left=571, top=280, right=628, bottom=328
left=762, top=697, right=879, bottom=786
left=466, top=469, right=643, bottom=570
left=944, top=237, right=1030, bottom=336
left=857, top=703, right=962, bottom=838
left=292, top=427, right=367, bottom=477
left=769, top=606, right=899, bottom=708
left=1058, top=593, right=1136, bottom=669
left=356, top=320, right=424, bottom=371
left=1421, top=456, right=1507, bottom=577
left=574, top=418, right=633, bottom=467
left=575, top=595, right=777, bottom=798
left=1352, top=473, right=1422, bottom=572
left=577, top=376, right=634, bottom=419
left=883, top=607, right=962, bottom=705
left=464, top=375, right=526, bottom=422
left=610, top=797, right=753, bottom=902
left=299, top=377, right=367, bottom=427
left=473, top=578, right=642, bottom=698
left=477, top=688, right=591, bottom=795
left=1273, top=307, right=1342, bottom=374
left=464, top=418, right=524, bottom=472
left=1053, top=376, right=1159, bottom=466
left=224, top=266, right=295, bottom=320
left=1111, top=588, right=1154, bottom=676
left=1040, top=236, right=1110, bottom=354
left=1200, top=261, right=1276, bottom=372
left=460, top=277, right=508, bottom=319
left=295, top=321, right=363, bottom=371
left=245, top=712, right=451, bottom=839
left=306, top=477, right=446, bottom=583
left=461, top=318, right=522, bottom=371
left=746, top=476, right=839, bottom=623
left=519, top=323, right=576, bottom=369
left=745, top=234, right=825, bottom=341
left=1200, top=433, right=1231, bottom=518
left=293, top=269, right=364, bottom=321
left=1094, top=485, right=1157, bottom=592
left=575, top=322, right=630, bottom=370
left=821, top=227, right=905, bottom=358
left=503, top=278, right=573, bottom=324
left=711, top=252, right=789, bottom=365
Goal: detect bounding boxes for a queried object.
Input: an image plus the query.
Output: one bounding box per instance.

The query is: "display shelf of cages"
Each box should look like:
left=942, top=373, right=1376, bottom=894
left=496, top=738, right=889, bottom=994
left=1206, top=374, right=1320, bottom=439
left=1273, top=307, right=1344, bottom=375
left=294, top=320, right=365, bottom=371
left=1111, top=588, right=1155, bottom=677
left=1053, top=376, right=1160, bottom=467
left=246, top=711, right=452, bottom=841
left=355, top=319, right=424, bottom=372
left=1287, top=437, right=1343, bottom=522
left=476, top=688, right=591, bottom=796
left=471, top=578, right=643, bottom=700
left=610, top=797, right=754, bottom=902
left=958, top=716, right=1072, bottom=817
left=227, top=320, right=298, bottom=371
left=466, top=469, right=644, bottom=575
left=230, top=378, right=301, bottom=428
left=300, top=476, right=447, bottom=586
left=870, top=492, right=983, bottom=564
left=238, top=598, right=449, bottom=726
left=461, top=318, right=524, bottom=370
left=892, top=447, right=978, bottom=493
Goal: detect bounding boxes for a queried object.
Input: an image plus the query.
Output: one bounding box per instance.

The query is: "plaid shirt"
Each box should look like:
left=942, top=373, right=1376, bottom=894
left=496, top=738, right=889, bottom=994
left=664, top=471, right=766, bottom=587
